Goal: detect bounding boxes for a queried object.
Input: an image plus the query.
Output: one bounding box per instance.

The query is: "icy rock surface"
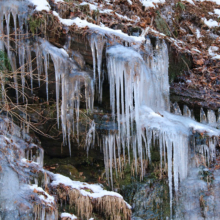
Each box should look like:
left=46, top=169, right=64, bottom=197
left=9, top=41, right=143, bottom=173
left=0, top=117, right=57, bottom=220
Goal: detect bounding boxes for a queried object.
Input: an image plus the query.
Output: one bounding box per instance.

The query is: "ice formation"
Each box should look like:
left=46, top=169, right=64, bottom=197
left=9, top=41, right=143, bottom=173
left=1, top=0, right=220, bottom=216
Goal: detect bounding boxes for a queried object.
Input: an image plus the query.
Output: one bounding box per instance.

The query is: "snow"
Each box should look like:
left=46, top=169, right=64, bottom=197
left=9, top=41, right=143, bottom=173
left=200, top=0, right=220, bottom=5
left=196, top=29, right=201, bottom=39
left=208, top=46, right=220, bottom=59
left=214, top=9, right=220, bottom=16
left=192, top=48, right=201, bottom=53
left=54, top=0, right=64, bottom=3
left=115, top=12, right=133, bottom=21
left=140, top=0, right=165, bottom=8
left=29, top=184, right=55, bottom=204
left=80, top=2, right=98, bottom=11
left=61, top=213, right=77, bottom=220
left=53, top=11, right=75, bottom=26
left=99, top=9, right=113, bottom=14
left=28, top=0, right=50, bottom=12
left=202, top=18, right=219, bottom=28
left=50, top=173, right=131, bottom=208
left=53, top=11, right=145, bottom=43
left=182, top=0, right=195, bottom=5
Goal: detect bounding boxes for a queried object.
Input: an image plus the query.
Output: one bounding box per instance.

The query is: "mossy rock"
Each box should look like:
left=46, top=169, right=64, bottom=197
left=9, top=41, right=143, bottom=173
left=56, top=164, right=79, bottom=178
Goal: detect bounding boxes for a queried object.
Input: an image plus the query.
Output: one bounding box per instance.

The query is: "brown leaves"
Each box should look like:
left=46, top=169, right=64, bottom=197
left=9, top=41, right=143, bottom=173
left=194, top=58, right=204, bottom=66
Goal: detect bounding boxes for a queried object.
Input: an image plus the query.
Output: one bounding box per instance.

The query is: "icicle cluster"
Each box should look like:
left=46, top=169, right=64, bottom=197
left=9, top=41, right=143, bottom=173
left=39, top=39, right=94, bottom=155
left=101, top=39, right=220, bottom=212
left=0, top=0, right=95, bottom=154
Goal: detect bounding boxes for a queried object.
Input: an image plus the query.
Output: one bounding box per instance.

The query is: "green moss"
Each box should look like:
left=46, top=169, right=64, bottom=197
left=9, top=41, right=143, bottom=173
left=28, top=15, right=45, bottom=35
left=92, top=9, right=100, bottom=21
left=175, top=2, right=186, bottom=11
left=0, top=50, right=11, bottom=71
left=79, top=4, right=90, bottom=15
left=155, top=12, right=171, bottom=37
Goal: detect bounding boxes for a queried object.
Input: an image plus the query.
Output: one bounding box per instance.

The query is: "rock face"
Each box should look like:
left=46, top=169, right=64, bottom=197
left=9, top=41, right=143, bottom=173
left=0, top=116, right=132, bottom=220
left=1, top=0, right=220, bottom=219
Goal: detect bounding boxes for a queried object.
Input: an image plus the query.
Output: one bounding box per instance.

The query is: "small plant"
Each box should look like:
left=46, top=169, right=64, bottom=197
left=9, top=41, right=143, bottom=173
left=28, top=15, right=45, bottom=35
left=0, top=50, right=11, bottom=71
left=176, top=2, right=186, bottom=11
left=155, top=12, right=171, bottom=36
left=79, top=4, right=90, bottom=15
left=92, top=9, right=100, bottom=21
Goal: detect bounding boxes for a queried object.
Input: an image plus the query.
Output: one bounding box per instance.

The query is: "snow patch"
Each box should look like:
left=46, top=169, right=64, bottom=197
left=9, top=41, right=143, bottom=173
left=182, top=0, right=195, bottom=5
left=28, top=0, right=50, bottom=12
left=208, top=46, right=220, bottom=59
left=53, top=11, right=145, bottom=43
left=140, top=0, right=165, bottom=8
left=214, top=9, right=220, bottom=16
left=61, top=213, right=77, bottom=220
left=80, top=2, right=98, bottom=11
left=50, top=173, right=131, bottom=208
left=202, top=18, right=219, bottom=28
left=28, top=184, right=55, bottom=204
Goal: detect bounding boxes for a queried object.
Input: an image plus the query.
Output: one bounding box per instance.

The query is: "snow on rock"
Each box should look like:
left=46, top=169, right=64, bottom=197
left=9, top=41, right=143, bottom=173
left=0, top=116, right=58, bottom=219
left=202, top=18, right=219, bottom=28
left=214, top=9, right=220, bottom=16
left=115, top=12, right=133, bottom=21
left=53, top=11, right=75, bottom=26
left=79, top=2, right=98, bottom=11
left=49, top=171, right=132, bottom=219
left=140, top=0, right=165, bottom=8
left=52, top=11, right=145, bottom=43
left=61, top=212, right=77, bottom=220
left=28, top=184, right=55, bottom=205
left=182, top=0, right=195, bottom=5
left=208, top=46, right=220, bottom=59
left=50, top=173, right=130, bottom=206
left=54, top=0, right=64, bottom=3
left=200, top=0, right=220, bottom=5
left=28, top=0, right=51, bottom=12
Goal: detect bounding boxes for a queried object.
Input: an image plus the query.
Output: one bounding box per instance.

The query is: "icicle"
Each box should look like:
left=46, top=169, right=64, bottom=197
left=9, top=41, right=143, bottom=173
left=90, top=34, right=105, bottom=102
left=207, top=109, right=216, bottom=125
left=200, top=108, right=207, bottom=124
left=0, top=71, right=5, bottom=102
left=217, top=108, right=220, bottom=124
left=172, top=102, right=182, bottom=115
left=26, top=42, right=33, bottom=94
left=36, top=46, right=43, bottom=87
left=0, top=13, right=4, bottom=51
left=11, top=52, right=19, bottom=104
left=85, top=120, right=96, bottom=152
left=43, top=51, right=49, bottom=102
left=5, top=11, right=11, bottom=58
left=183, top=105, right=191, bottom=117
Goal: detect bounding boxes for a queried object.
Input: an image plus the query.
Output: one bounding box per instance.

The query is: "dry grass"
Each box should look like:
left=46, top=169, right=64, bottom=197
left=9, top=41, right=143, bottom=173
left=55, top=184, right=131, bottom=220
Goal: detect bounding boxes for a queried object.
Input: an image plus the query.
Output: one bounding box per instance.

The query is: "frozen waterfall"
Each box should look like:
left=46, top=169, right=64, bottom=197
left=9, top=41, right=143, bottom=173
left=1, top=1, right=220, bottom=215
